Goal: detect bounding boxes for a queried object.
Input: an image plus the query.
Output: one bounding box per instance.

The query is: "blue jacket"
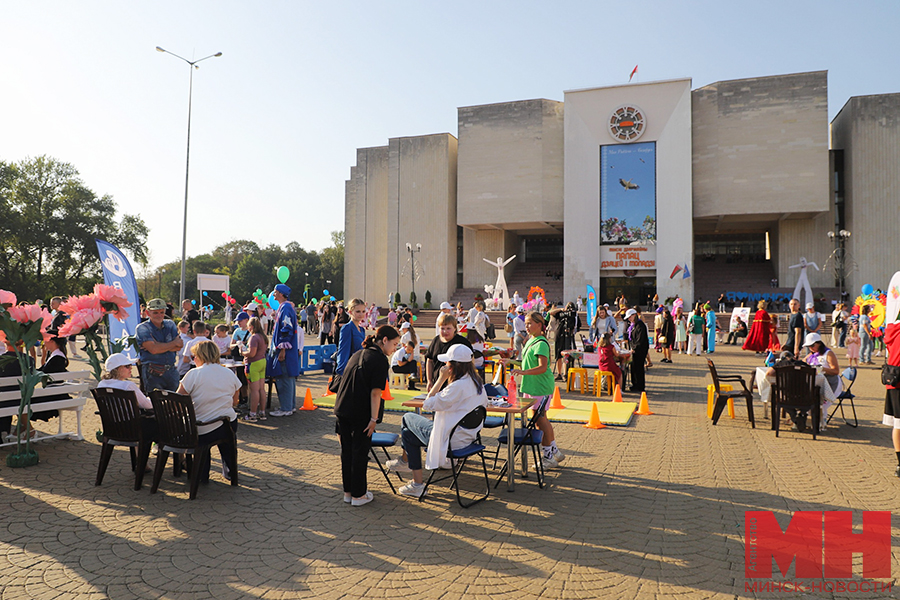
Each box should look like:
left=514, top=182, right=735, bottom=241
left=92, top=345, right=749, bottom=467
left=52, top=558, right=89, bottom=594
left=267, top=302, right=300, bottom=378
left=336, top=321, right=366, bottom=375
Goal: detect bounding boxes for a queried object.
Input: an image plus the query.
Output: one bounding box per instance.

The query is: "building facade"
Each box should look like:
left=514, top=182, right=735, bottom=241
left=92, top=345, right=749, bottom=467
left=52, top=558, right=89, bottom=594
left=344, top=71, right=897, bottom=309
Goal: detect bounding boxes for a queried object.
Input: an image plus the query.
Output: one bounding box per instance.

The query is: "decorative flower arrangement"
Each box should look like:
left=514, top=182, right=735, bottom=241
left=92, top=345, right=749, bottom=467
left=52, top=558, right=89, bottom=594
left=600, top=216, right=656, bottom=243
left=0, top=290, right=53, bottom=467
left=58, top=284, right=133, bottom=381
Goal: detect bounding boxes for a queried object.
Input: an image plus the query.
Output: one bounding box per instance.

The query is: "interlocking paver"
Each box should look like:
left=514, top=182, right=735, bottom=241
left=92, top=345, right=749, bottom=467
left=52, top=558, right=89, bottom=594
left=1, top=346, right=898, bottom=598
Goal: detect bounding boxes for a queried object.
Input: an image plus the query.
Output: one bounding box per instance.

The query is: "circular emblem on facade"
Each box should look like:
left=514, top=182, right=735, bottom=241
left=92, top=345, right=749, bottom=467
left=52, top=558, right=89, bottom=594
left=608, top=105, right=646, bottom=142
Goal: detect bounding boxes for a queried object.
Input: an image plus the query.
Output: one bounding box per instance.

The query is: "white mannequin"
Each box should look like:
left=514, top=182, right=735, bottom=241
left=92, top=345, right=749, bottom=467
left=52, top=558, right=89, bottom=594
left=482, top=255, right=516, bottom=310
left=788, top=257, right=819, bottom=306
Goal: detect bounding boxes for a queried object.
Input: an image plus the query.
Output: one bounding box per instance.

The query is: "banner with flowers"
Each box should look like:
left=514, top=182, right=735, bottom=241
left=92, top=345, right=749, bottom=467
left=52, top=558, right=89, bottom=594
left=95, top=239, right=141, bottom=360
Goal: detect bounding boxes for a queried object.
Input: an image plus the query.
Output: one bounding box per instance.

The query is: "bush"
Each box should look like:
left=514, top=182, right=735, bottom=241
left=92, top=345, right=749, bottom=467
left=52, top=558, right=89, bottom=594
left=409, top=291, right=417, bottom=309
left=393, top=292, right=401, bottom=308
left=423, top=290, right=432, bottom=309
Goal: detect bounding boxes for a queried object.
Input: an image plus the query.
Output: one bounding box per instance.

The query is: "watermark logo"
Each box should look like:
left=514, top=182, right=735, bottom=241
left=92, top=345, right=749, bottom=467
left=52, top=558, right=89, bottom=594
left=745, top=511, right=891, bottom=592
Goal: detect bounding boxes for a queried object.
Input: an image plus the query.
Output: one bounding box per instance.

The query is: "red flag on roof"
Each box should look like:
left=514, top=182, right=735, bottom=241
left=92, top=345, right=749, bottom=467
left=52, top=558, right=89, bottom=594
left=629, top=65, right=638, bottom=82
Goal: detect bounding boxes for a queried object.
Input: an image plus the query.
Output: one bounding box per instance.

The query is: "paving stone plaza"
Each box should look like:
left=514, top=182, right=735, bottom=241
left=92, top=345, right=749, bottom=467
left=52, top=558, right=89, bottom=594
left=1, top=344, right=898, bottom=600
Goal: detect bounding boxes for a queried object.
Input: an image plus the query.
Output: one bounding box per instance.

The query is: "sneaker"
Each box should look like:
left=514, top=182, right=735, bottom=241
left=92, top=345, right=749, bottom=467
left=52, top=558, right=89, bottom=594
left=241, top=413, right=257, bottom=423
left=398, top=481, right=426, bottom=498
left=351, top=491, right=374, bottom=506
left=552, top=448, right=566, bottom=463
left=343, top=494, right=352, bottom=504
left=257, top=412, right=267, bottom=421
left=385, top=458, right=413, bottom=474
left=895, top=466, right=900, bottom=478
left=269, top=410, right=290, bottom=417
left=541, top=456, right=560, bottom=470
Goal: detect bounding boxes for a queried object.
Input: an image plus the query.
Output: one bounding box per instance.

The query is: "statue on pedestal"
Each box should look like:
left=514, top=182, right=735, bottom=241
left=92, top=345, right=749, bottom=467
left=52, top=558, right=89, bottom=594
left=483, top=255, right=516, bottom=310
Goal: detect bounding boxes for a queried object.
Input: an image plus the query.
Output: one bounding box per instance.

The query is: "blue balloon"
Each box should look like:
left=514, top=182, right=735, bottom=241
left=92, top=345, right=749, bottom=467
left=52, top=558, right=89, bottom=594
left=202, top=291, right=208, bottom=296
left=268, top=291, right=280, bottom=310
left=191, top=300, right=196, bottom=305
left=208, top=304, right=213, bottom=310
left=323, top=289, right=329, bottom=296
left=862, top=284, right=874, bottom=296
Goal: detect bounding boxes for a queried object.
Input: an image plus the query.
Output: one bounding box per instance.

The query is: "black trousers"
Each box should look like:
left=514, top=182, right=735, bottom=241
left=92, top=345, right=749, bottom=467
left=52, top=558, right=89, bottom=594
left=337, top=417, right=371, bottom=498
left=197, top=420, right=238, bottom=481
left=630, top=349, right=647, bottom=392
left=392, top=363, right=417, bottom=375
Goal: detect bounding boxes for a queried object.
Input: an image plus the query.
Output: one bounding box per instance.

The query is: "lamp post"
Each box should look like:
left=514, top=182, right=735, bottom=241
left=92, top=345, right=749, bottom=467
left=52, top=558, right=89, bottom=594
left=405, top=242, right=422, bottom=306
left=826, top=229, right=852, bottom=300
left=156, top=45, right=222, bottom=307
left=304, top=272, right=309, bottom=302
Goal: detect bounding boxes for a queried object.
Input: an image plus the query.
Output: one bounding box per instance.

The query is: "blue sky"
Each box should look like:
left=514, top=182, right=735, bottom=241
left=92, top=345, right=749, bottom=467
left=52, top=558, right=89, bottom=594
left=2, top=1, right=898, bottom=272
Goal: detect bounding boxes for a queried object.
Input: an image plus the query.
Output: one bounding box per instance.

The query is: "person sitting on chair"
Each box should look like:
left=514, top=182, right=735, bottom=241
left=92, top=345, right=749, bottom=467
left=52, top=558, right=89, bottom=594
left=727, top=320, right=749, bottom=345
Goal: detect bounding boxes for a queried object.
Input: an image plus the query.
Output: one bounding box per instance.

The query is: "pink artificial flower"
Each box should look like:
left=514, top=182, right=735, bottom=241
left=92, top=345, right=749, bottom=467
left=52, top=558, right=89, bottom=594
left=111, top=306, right=130, bottom=322
left=8, top=303, right=44, bottom=325
left=58, top=308, right=104, bottom=337
left=0, top=290, right=16, bottom=307
left=0, top=330, right=7, bottom=346
left=93, top=284, right=132, bottom=308
left=59, top=294, right=101, bottom=315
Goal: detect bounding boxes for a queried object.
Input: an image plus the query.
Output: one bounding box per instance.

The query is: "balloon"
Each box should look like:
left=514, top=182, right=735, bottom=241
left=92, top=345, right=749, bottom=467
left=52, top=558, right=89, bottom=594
left=256, top=288, right=262, bottom=295
left=268, top=291, right=280, bottom=310
left=330, top=296, right=336, bottom=301
left=230, top=298, right=237, bottom=304
left=412, top=315, right=417, bottom=321
left=202, top=291, right=208, bottom=296
left=208, top=304, right=213, bottom=310
left=225, top=290, right=230, bottom=295
left=221, top=292, right=227, bottom=298
left=311, top=298, right=318, bottom=304
left=277, top=266, right=290, bottom=284
left=191, top=300, right=196, bottom=305
left=862, top=284, right=874, bottom=296
left=323, top=289, right=329, bottom=296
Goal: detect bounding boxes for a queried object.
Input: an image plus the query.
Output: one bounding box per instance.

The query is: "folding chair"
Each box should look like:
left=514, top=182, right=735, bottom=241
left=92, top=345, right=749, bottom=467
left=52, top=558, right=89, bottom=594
left=494, top=409, right=545, bottom=489
left=827, top=367, right=858, bottom=427
left=420, top=406, right=490, bottom=508
left=369, top=432, right=403, bottom=493
left=483, top=384, right=510, bottom=468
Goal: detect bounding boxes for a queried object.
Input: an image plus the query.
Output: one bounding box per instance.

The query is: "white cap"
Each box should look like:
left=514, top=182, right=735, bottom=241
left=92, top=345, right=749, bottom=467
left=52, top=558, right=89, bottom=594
left=803, top=332, right=822, bottom=347
left=440, top=301, right=452, bottom=310
left=105, top=353, right=134, bottom=372
left=516, top=306, right=525, bottom=314
left=437, top=344, right=473, bottom=363
left=625, top=309, right=638, bottom=319
left=399, top=322, right=411, bottom=330
left=806, top=302, right=815, bottom=309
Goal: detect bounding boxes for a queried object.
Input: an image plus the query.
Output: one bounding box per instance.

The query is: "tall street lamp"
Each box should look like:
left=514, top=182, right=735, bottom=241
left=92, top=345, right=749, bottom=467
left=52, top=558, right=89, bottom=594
left=405, top=243, right=422, bottom=305
left=826, top=229, right=853, bottom=300
left=156, top=46, right=222, bottom=306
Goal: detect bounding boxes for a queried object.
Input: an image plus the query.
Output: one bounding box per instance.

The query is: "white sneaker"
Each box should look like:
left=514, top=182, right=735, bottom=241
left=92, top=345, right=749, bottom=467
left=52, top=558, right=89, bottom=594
left=269, top=410, right=290, bottom=417
left=385, top=458, right=412, bottom=474
left=552, top=448, right=566, bottom=463
left=351, top=491, right=374, bottom=506
left=541, top=456, right=559, bottom=470
left=398, top=481, right=425, bottom=498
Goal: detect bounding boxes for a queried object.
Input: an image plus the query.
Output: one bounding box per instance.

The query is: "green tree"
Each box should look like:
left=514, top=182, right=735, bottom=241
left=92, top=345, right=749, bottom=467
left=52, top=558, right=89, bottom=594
left=0, top=156, right=148, bottom=300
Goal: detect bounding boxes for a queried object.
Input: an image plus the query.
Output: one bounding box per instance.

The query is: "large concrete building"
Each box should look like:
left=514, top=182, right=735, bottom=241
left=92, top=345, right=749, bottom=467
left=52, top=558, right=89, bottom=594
left=344, top=71, right=898, bottom=310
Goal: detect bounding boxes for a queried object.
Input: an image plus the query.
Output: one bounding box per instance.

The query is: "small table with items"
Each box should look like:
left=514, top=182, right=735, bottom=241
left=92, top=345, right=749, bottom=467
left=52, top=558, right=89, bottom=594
left=753, top=366, right=838, bottom=429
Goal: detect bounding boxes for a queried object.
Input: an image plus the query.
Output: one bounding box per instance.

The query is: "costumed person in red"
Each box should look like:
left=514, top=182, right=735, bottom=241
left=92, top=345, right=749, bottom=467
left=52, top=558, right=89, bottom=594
left=742, top=300, right=771, bottom=354
left=768, top=313, right=781, bottom=351
left=881, top=271, right=900, bottom=478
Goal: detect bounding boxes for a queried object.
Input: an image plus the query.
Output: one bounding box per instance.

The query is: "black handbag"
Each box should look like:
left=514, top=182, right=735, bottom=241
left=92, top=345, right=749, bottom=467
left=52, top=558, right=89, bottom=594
left=881, top=363, right=900, bottom=387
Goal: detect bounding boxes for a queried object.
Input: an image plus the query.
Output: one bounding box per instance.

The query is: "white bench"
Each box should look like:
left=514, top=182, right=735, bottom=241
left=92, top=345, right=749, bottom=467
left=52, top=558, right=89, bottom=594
left=0, top=370, right=92, bottom=447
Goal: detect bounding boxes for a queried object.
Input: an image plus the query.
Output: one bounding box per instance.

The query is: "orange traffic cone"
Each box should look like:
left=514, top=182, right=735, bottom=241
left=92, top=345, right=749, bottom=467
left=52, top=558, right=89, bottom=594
left=382, top=379, right=394, bottom=401
left=549, top=386, right=565, bottom=410
left=299, top=388, right=316, bottom=411
left=324, top=377, right=335, bottom=396
left=584, top=402, right=606, bottom=429
left=635, top=392, right=654, bottom=415
left=612, top=384, right=623, bottom=403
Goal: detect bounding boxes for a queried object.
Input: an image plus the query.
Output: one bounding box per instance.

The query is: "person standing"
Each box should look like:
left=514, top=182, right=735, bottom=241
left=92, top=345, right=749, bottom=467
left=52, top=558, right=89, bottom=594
left=686, top=305, right=704, bottom=357
left=705, top=304, right=717, bottom=354
left=181, top=299, right=200, bottom=328
left=241, top=317, right=269, bottom=421
left=742, top=301, right=772, bottom=353
left=135, top=298, right=183, bottom=393
left=336, top=299, right=368, bottom=376
left=784, top=299, right=805, bottom=357
left=267, top=284, right=300, bottom=417
left=860, top=304, right=874, bottom=365
left=659, top=308, right=675, bottom=363
left=673, top=306, right=687, bottom=354
left=507, top=312, right=565, bottom=469
left=626, top=308, right=649, bottom=393
left=333, top=326, right=400, bottom=506
left=804, top=302, right=822, bottom=335
left=881, top=276, right=900, bottom=476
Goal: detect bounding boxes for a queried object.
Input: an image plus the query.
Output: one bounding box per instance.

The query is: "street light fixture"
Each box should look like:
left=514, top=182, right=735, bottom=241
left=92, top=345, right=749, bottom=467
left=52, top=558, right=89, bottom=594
left=156, top=45, right=222, bottom=307
left=825, top=229, right=853, bottom=300
left=405, top=243, right=422, bottom=305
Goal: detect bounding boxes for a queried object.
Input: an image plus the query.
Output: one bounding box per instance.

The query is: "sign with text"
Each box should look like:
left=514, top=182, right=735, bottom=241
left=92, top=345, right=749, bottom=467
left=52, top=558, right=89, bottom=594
left=600, top=245, right=656, bottom=271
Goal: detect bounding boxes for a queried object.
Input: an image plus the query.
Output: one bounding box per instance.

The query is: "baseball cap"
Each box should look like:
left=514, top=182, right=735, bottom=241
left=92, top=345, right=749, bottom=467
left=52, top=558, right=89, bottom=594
left=399, top=322, right=411, bottom=330
left=440, top=301, right=452, bottom=310
left=274, top=283, right=291, bottom=297
left=437, top=344, right=473, bottom=363
left=516, top=306, right=525, bottom=314
left=147, top=298, right=166, bottom=311
left=806, top=302, right=815, bottom=310
left=105, top=353, right=135, bottom=372
left=625, top=309, right=637, bottom=319
left=236, top=311, right=250, bottom=322
left=803, top=332, right=822, bottom=347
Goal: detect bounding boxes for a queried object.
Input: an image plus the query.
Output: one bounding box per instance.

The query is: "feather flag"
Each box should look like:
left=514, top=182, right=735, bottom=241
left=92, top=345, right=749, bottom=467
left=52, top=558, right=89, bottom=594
left=682, top=264, right=691, bottom=279
left=629, top=65, right=638, bottom=82
left=669, top=265, right=683, bottom=279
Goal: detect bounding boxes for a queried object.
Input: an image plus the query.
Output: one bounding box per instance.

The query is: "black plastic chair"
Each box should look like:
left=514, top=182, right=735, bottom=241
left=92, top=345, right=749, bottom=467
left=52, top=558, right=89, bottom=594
left=420, top=406, right=490, bottom=508
left=772, top=363, right=820, bottom=439
left=369, top=432, right=403, bottom=493
left=149, top=390, right=238, bottom=500
left=494, top=409, right=545, bottom=489
left=91, top=387, right=152, bottom=490
left=827, top=367, right=858, bottom=427
left=707, top=359, right=755, bottom=428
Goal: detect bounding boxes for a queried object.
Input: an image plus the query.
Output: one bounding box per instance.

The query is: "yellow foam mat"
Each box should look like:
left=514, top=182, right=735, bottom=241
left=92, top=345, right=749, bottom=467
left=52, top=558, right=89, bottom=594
left=315, top=388, right=637, bottom=426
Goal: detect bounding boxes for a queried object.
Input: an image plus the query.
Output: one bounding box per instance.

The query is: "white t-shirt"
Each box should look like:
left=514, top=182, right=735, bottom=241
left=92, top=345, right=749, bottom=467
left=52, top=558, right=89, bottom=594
left=400, top=331, right=419, bottom=361
left=213, top=334, right=231, bottom=356
left=180, top=337, right=204, bottom=376
left=391, top=347, right=412, bottom=368
left=179, top=363, right=240, bottom=435
left=97, top=378, right=152, bottom=410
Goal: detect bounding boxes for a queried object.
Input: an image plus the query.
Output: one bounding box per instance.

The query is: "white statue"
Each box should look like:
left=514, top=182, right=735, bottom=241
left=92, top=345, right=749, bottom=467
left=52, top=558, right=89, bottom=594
left=788, top=257, right=819, bottom=307
left=482, top=255, right=516, bottom=310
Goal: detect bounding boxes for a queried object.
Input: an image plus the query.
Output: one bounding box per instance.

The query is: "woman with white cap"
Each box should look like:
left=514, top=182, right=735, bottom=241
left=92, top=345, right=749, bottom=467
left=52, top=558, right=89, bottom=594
left=881, top=271, right=900, bottom=477
left=386, top=344, right=488, bottom=498
left=802, top=332, right=842, bottom=397
left=99, top=352, right=157, bottom=441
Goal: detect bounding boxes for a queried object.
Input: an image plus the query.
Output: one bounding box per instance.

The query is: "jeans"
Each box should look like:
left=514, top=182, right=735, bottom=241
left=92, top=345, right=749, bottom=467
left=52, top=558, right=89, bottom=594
left=274, top=374, right=296, bottom=412
left=336, top=417, right=371, bottom=498
left=141, top=364, right=180, bottom=393
left=838, top=324, right=848, bottom=347
left=861, top=333, right=873, bottom=363
left=400, top=413, right=433, bottom=470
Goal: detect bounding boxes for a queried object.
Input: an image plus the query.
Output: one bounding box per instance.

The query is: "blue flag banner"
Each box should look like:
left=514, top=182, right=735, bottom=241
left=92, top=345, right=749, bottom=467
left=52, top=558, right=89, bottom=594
left=95, top=239, right=140, bottom=360
left=586, top=284, right=597, bottom=326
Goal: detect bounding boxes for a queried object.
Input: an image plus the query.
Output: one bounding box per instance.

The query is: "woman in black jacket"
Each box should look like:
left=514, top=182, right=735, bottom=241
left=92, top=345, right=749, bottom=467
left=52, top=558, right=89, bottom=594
left=627, top=309, right=650, bottom=393
left=333, top=325, right=400, bottom=507
left=660, top=309, right=676, bottom=364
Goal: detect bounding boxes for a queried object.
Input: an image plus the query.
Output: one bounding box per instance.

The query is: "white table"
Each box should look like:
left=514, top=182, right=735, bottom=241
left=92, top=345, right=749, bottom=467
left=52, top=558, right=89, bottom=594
left=754, top=366, right=837, bottom=430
